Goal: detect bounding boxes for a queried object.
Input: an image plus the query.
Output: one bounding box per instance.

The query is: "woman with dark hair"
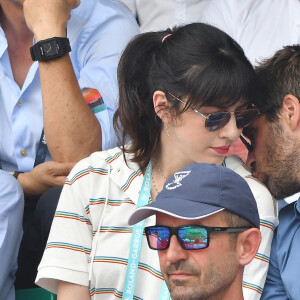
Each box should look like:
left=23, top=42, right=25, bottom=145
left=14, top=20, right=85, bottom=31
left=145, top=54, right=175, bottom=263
left=36, top=23, right=277, bottom=300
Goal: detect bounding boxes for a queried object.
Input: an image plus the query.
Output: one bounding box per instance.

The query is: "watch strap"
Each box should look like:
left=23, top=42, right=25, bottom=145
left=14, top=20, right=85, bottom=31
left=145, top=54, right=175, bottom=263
left=30, top=37, right=71, bottom=61
left=13, top=171, right=24, bottom=180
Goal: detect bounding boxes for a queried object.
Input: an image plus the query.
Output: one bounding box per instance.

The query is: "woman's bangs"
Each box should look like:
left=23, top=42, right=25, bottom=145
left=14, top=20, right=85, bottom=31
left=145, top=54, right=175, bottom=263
left=184, top=59, right=258, bottom=109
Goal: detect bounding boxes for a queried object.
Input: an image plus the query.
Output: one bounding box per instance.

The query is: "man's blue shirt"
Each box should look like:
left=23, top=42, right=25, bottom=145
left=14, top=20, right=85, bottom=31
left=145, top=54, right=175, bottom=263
left=262, top=198, right=300, bottom=299
left=0, top=170, right=24, bottom=300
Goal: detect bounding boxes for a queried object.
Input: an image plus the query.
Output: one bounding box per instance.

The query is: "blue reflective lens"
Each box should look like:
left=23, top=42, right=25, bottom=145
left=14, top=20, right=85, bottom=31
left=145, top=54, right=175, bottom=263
left=145, top=226, right=208, bottom=250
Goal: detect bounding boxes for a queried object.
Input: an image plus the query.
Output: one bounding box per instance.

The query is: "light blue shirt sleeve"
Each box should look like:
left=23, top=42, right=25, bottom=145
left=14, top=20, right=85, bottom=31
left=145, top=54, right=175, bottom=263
left=262, top=200, right=300, bottom=300
left=68, top=0, right=140, bottom=150
left=0, top=171, right=24, bottom=300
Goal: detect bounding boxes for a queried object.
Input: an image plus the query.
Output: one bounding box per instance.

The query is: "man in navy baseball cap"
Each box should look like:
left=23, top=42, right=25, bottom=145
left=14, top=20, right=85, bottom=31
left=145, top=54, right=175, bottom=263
left=129, top=163, right=261, bottom=300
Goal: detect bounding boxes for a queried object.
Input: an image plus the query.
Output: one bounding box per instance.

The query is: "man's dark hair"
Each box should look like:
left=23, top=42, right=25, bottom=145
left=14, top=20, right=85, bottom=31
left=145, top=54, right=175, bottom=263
left=255, top=45, right=300, bottom=122
left=222, top=209, right=254, bottom=228
left=222, top=209, right=254, bottom=246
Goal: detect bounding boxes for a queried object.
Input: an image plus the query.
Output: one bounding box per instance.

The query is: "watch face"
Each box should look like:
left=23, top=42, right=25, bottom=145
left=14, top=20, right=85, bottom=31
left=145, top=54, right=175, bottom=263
left=41, top=41, right=60, bottom=57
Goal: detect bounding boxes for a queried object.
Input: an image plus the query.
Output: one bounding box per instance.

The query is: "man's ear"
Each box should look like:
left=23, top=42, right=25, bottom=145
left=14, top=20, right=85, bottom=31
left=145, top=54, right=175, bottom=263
left=281, top=94, right=300, bottom=131
left=153, top=90, right=171, bottom=124
left=236, top=228, right=261, bottom=266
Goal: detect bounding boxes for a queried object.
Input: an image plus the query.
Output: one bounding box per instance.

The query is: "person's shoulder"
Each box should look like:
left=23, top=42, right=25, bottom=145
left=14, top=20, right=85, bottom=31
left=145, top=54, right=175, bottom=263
left=225, top=155, right=270, bottom=194
left=225, top=155, right=277, bottom=217
left=70, top=0, right=137, bottom=27
left=68, top=147, right=131, bottom=176
left=225, top=155, right=255, bottom=179
left=279, top=200, right=299, bottom=223
left=90, top=146, right=131, bottom=168
left=67, top=0, right=139, bottom=50
left=225, top=155, right=264, bottom=187
left=72, top=147, right=123, bottom=169
left=63, top=147, right=124, bottom=188
left=274, top=200, right=300, bottom=250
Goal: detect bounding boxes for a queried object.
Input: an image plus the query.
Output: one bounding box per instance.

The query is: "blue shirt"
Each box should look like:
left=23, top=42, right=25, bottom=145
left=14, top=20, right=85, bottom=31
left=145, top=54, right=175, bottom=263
left=0, top=170, right=24, bottom=300
left=261, top=198, right=300, bottom=299
left=0, top=0, right=139, bottom=172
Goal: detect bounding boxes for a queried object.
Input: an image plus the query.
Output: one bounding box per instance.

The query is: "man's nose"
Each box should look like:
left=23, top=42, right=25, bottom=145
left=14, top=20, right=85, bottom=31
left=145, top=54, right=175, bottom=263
left=165, top=236, right=188, bottom=263
left=246, top=151, right=258, bottom=177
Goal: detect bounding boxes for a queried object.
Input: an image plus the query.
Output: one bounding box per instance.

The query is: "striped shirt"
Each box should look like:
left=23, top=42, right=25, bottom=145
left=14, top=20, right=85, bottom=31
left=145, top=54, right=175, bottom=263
left=36, top=148, right=278, bottom=300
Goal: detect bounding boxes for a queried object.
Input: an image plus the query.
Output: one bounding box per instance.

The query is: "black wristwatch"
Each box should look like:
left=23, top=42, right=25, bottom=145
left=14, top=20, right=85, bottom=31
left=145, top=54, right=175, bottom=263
left=12, top=171, right=24, bottom=180
left=30, top=37, right=71, bottom=61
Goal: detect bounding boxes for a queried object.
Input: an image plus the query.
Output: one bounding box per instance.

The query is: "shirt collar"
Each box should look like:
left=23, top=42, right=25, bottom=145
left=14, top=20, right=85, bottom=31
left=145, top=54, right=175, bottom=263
left=0, top=26, right=8, bottom=58
left=108, top=151, right=144, bottom=206
left=294, top=198, right=300, bottom=218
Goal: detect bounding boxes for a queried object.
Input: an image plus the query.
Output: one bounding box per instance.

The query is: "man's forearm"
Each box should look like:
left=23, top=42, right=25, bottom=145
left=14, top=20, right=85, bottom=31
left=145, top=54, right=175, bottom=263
left=39, top=55, right=101, bottom=162
left=23, top=0, right=101, bottom=162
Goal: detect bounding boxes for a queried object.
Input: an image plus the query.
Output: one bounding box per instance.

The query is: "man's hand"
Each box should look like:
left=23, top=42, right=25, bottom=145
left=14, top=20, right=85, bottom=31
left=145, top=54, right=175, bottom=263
left=23, top=0, right=81, bottom=41
left=18, top=161, right=75, bottom=195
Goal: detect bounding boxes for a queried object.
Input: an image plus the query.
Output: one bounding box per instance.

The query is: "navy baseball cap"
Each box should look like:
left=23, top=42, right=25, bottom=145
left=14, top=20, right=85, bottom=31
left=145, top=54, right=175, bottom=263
left=128, top=163, right=260, bottom=228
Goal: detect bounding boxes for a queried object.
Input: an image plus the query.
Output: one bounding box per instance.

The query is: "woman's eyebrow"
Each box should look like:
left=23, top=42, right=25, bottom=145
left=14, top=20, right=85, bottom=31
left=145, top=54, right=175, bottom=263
left=236, top=103, right=249, bottom=110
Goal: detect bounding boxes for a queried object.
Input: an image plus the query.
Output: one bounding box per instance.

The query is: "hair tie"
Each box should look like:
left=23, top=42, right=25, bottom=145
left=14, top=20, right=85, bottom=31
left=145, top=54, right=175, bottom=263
left=162, top=33, right=172, bottom=43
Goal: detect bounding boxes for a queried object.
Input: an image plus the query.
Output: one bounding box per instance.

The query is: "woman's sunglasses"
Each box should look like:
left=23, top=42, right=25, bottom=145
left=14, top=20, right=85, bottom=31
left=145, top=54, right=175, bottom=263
left=167, top=92, right=260, bottom=132
left=145, top=225, right=251, bottom=250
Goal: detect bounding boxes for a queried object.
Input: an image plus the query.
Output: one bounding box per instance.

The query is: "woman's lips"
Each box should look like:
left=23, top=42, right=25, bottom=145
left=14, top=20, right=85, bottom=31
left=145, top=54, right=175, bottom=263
left=211, top=146, right=230, bottom=155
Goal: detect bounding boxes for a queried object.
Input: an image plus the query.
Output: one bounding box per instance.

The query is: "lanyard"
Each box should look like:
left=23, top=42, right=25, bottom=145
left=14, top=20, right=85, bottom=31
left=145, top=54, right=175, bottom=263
left=122, top=159, right=170, bottom=300
left=0, top=129, right=47, bottom=170
left=159, top=281, right=171, bottom=300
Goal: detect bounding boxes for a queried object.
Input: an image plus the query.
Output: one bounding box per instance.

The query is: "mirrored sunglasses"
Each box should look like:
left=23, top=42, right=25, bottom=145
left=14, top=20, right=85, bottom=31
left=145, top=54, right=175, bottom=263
left=145, top=225, right=251, bottom=250
left=167, top=92, right=260, bottom=131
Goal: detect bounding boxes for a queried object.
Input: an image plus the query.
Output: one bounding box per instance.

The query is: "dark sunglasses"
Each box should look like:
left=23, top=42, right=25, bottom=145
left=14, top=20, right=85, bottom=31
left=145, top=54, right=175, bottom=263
left=167, top=92, right=260, bottom=131
left=145, top=225, right=251, bottom=250
left=240, top=135, right=253, bottom=152
left=239, top=102, right=276, bottom=152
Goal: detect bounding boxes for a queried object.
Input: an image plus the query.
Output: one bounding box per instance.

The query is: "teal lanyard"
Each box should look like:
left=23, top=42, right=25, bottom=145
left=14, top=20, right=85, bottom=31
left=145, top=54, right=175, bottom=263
left=122, top=159, right=170, bottom=300
left=158, top=281, right=170, bottom=300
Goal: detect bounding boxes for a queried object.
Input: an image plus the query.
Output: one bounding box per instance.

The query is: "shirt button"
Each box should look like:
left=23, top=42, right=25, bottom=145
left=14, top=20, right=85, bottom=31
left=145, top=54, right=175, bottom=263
left=20, top=149, right=28, bottom=157
left=17, top=100, right=23, bottom=107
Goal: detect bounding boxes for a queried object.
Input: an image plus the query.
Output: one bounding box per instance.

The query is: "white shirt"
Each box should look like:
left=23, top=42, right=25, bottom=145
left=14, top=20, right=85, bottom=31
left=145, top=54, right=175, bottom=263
left=121, top=0, right=210, bottom=32
left=36, top=147, right=164, bottom=299
left=36, top=149, right=277, bottom=300
left=200, top=0, right=300, bottom=65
